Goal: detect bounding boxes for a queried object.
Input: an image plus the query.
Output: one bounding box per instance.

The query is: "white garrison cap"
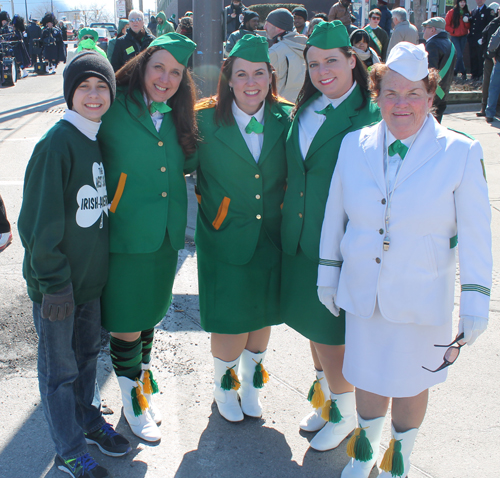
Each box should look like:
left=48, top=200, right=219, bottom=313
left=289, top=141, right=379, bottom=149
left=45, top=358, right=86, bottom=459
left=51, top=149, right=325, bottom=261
left=386, top=42, right=429, bottom=82
left=489, top=2, right=500, bottom=12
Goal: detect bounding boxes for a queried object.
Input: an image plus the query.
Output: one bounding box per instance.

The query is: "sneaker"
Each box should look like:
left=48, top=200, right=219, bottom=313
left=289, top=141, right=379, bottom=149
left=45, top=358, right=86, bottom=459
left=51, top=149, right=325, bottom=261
left=55, top=453, right=110, bottom=478
left=0, top=232, right=12, bottom=252
left=85, top=422, right=131, bottom=457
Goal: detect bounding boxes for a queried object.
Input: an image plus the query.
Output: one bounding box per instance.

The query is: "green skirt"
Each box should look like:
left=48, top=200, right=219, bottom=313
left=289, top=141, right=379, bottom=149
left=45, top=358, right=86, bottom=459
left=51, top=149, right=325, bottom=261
left=281, top=246, right=346, bottom=345
left=101, top=234, right=178, bottom=333
left=197, top=229, right=282, bottom=334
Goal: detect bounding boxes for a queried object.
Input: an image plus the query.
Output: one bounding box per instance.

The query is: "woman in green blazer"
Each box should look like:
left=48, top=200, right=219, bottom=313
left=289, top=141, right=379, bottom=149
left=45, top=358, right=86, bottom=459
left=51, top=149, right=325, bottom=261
left=280, top=21, right=381, bottom=451
left=186, top=35, right=292, bottom=423
left=98, top=34, right=198, bottom=442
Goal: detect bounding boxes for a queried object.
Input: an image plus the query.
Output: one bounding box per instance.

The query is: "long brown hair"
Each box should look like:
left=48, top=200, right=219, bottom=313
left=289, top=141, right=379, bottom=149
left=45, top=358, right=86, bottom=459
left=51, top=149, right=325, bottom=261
left=452, top=0, right=469, bottom=29
left=291, top=45, right=369, bottom=119
left=115, top=46, right=198, bottom=157
left=211, top=56, right=279, bottom=126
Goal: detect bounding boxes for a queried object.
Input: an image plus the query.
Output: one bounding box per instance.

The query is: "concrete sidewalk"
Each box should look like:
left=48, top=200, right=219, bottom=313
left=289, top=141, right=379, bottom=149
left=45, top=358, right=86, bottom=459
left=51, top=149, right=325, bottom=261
left=0, top=72, right=499, bottom=477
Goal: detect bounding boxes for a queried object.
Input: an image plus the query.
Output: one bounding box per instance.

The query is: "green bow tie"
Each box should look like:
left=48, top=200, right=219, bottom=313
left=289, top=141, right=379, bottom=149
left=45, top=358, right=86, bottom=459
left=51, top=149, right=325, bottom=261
left=388, top=139, right=409, bottom=160
left=314, top=104, right=332, bottom=116
left=245, top=116, right=264, bottom=135
left=151, top=101, right=172, bottom=115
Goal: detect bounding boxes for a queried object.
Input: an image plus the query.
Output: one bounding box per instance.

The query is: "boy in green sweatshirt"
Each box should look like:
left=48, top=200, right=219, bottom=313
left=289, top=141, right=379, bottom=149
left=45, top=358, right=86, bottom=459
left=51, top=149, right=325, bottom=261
left=18, top=52, right=130, bottom=478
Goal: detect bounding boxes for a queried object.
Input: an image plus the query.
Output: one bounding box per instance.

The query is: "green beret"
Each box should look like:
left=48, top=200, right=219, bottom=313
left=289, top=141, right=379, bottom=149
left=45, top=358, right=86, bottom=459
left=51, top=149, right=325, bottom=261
left=149, top=32, right=197, bottom=67
left=307, top=20, right=351, bottom=50
left=78, top=27, right=98, bottom=41
left=228, top=34, right=270, bottom=63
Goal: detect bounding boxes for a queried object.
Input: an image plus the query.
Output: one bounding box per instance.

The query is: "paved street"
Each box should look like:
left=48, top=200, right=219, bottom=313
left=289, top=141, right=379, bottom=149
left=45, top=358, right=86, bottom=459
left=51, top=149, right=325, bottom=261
left=0, top=68, right=499, bottom=478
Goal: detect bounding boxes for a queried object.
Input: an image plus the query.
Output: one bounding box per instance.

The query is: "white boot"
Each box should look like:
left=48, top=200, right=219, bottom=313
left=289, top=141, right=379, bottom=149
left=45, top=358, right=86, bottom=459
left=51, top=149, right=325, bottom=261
left=310, top=391, right=356, bottom=451
left=141, top=363, right=162, bottom=425
left=341, top=415, right=386, bottom=478
left=117, top=376, right=161, bottom=442
left=20, top=68, right=28, bottom=78
left=238, top=349, right=269, bottom=418
left=213, top=357, right=244, bottom=422
left=299, top=369, right=329, bottom=432
left=378, top=424, right=419, bottom=478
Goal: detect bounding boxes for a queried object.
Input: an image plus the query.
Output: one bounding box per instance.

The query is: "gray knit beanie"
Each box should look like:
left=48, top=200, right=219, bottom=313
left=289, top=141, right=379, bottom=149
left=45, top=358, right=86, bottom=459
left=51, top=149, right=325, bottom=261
left=266, top=8, right=294, bottom=32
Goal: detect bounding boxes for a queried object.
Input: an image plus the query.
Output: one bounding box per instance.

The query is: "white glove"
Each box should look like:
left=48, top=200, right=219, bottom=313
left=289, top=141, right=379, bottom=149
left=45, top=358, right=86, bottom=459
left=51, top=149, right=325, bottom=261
left=459, top=315, right=488, bottom=346
left=317, top=286, right=339, bottom=317
left=478, top=38, right=483, bottom=45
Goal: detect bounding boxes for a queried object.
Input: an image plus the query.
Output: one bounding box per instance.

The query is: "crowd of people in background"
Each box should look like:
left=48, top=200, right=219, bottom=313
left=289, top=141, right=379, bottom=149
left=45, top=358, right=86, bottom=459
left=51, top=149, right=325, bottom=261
left=3, top=1, right=500, bottom=121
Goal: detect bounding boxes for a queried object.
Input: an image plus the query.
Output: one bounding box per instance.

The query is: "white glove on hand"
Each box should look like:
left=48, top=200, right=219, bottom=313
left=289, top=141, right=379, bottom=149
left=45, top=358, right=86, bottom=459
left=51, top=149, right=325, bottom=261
left=317, top=286, right=339, bottom=317
left=459, top=315, right=488, bottom=346
left=478, top=38, right=483, bottom=45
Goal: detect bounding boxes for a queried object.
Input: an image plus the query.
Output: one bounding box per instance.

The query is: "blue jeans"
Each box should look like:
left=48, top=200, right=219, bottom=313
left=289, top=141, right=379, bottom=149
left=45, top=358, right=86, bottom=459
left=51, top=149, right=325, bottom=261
left=33, top=299, right=105, bottom=459
left=451, top=35, right=467, bottom=75
left=486, top=60, right=500, bottom=119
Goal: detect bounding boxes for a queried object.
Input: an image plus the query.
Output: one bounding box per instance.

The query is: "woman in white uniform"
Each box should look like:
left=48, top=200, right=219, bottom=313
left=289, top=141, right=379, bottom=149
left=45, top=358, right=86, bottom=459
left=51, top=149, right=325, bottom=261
left=317, top=42, right=492, bottom=478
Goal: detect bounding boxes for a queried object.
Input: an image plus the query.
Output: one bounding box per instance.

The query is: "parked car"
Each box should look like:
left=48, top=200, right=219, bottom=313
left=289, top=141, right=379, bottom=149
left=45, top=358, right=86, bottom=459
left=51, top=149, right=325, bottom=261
left=94, top=27, right=112, bottom=53
left=90, top=22, right=117, bottom=38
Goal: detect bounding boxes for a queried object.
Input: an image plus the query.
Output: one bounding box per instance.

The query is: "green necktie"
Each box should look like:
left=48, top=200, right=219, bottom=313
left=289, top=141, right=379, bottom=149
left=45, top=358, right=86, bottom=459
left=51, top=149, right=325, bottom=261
left=151, top=101, right=172, bottom=114
left=245, top=116, right=264, bottom=135
left=314, top=104, right=332, bottom=116
left=388, top=139, right=409, bottom=160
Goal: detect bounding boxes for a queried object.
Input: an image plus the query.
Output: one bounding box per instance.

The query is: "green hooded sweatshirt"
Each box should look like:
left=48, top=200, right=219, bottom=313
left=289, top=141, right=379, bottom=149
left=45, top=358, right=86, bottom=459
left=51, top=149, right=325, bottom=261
left=107, top=18, right=129, bottom=61
left=156, top=11, right=174, bottom=36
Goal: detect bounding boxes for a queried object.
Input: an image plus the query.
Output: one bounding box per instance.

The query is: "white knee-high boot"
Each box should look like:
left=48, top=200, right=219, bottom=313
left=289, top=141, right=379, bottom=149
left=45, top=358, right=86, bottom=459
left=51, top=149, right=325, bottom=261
left=310, top=391, right=356, bottom=451
left=378, top=424, right=419, bottom=478
left=213, top=356, right=244, bottom=422
left=341, top=415, right=385, bottom=478
left=238, top=349, right=269, bottom=418
left=117, top=376, right=161, bottom=442
left=141, top=363, right=162, bottom=425
left=299, top=369, right=330, bottom=432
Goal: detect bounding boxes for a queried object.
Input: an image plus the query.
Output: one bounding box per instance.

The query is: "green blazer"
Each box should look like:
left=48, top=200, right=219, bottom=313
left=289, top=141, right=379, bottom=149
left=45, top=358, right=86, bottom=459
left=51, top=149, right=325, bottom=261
left=98, top=88, right=188, bottom=254
left=281, top=86, right=381, bottom=262
left=190, top=101, right=292, bottom=265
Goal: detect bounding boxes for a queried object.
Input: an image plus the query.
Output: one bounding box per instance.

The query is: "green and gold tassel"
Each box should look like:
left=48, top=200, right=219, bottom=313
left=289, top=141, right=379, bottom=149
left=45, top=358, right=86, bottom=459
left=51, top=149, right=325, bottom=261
left=380, top=438, right=404, bottom=477
left=307, top=379, right=325, bottom=409
left=143, top=369, right=159, bottom=395
left=131, top=380, right=149, bottom=417
left=221, top=366, right=240, bottom=391
left=252, top=359, right=269, bottom=389
left=321, top=399, right=343, bottom=423
left=346, top=427, right=373, bottom=462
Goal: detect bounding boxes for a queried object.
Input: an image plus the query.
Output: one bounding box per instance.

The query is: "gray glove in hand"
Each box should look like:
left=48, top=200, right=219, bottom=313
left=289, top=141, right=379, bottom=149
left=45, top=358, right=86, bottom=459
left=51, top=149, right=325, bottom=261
left=41, top=284, right=75, bottom=321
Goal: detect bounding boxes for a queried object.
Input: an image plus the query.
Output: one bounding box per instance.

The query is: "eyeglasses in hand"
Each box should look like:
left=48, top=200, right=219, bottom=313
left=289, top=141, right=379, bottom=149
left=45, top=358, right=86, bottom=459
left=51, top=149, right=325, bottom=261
left=422, top=333, right=465, bottom=373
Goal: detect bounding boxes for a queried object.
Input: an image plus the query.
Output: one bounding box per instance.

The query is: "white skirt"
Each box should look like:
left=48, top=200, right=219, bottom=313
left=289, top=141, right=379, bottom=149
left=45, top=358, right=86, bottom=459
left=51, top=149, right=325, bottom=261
left=343, top=301, right=452, bottom=398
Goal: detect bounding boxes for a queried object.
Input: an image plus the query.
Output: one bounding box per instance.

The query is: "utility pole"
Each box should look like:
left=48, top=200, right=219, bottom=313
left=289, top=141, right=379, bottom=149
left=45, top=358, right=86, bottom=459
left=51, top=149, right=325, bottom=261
left=193, top=0, right=224, bottom=98
left=125, top=0, right=133, bottom=17
left=25, top=0, right=28, bottom=20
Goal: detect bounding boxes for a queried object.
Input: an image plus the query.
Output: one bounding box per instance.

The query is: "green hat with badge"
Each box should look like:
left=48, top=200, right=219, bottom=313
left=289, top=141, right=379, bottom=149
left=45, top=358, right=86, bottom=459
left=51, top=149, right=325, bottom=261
left=228, top=34, right=270, bottom=63
left=148, top=32, right=197, bottom=67
left=306, top=20, right=351, bottom=50
left=78, top=27, right=98, bottom=41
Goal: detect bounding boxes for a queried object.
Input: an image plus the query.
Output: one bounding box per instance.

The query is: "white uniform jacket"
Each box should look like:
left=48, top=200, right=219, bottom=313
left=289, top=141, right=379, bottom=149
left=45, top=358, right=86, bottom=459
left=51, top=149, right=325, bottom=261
left=317, top=116, right=492, bottom=326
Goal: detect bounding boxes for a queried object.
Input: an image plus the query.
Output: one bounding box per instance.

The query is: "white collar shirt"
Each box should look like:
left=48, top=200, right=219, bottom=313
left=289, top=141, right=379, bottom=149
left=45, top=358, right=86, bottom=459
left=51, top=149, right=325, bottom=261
left=298, top=81, right=357, bottom=160
left=231, top=100, right=265, bottom=163
left=144, top=94, right=167, bottom=132
left=384, top=116, right=428, bottom=192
